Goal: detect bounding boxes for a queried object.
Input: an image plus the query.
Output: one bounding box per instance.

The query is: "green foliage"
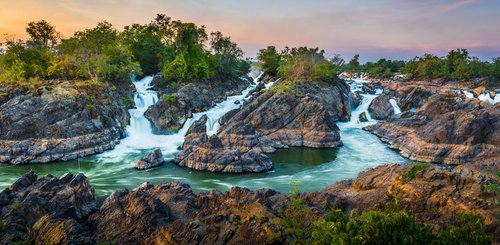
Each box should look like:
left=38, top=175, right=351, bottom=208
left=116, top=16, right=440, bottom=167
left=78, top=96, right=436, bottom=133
left=26, top=20, right=58, bottom=48
left=1, top=15, right=249, bottom=86
left=164, top=94, right=177, bottom=106
left=280, top=181, right=315, bottom=242
left=257, top=46, right=282, bottom=76
left=484, top=182, right=499, bottom=194
left=434, top=212, right=492, bottom=245
left=310, top=210, right=491, bottom=245
left=277, top=183, right=491, bottom=244
left=403, top=49, right=499, bottom=81
left=85, top=103, right=94, bottom=112
left=163, top=54, right=188, bottom=81
left=11, top=202, right=22, bottom=213
left=347, top=54, right=361, bottom=71
left=0, top=217, right=5, bottom=231
left=403, top=162, right=430, bottom=183
left=277, top=47, right=339, bottom=82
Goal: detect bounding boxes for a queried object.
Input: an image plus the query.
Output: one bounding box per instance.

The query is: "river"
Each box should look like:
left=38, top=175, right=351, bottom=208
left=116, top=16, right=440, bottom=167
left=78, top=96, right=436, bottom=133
left=0, top=74, right=408, bottom=197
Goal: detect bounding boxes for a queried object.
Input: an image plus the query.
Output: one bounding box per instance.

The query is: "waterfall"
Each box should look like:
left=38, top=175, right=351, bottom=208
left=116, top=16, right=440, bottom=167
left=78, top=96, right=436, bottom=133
left=478, top=92, right=500, bottom=105
left=462, top=90, right=474, bottom=99
left=338, top=78, right=379, bottom=129
left=97, top=72, right=266, bottom=163
left=389, top=99, right=402, bottom=114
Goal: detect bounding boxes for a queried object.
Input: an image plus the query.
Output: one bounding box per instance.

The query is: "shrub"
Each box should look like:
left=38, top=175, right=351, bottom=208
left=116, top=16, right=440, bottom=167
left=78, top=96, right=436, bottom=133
left=164, top=94, right=177, bottom=106
left=402, top=162, right=429, bottom=183
left=0, top=217, right=5, bottom=231
left=11, top=202, right=22, bottom=213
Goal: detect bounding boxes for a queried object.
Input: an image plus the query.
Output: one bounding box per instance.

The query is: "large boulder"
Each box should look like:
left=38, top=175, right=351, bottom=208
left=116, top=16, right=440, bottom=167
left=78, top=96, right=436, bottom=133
left=368, top=94, right=394, bottom=120
left=135, top=149, right=165, bottom=170
left=173, top=79, right=351, bottom=173
left=0, top=81, right=134, bottom=165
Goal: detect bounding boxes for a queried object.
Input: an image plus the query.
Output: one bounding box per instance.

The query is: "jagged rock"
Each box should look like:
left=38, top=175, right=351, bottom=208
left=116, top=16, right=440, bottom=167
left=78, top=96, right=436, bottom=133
left=0, top=81, right=133, bottom=165
left=366, top=92, right=500, bottom=166
left=2, top=163, right=498, bottom=244
left=173, top=79, right=351, bottom=173
left=135, top=149, right=165, bottom=170
left=145, top=75, right=248, bottom=134
left=350, top=92, right=363, bottom=109
left=369, top=94, right=394, bottom=120
left=0, top=171, right=97, bottom=244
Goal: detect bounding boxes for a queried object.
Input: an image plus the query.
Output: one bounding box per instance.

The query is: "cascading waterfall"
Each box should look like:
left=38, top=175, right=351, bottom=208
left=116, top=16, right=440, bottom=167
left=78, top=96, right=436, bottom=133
left=389, top=99, right=402, bottom=114
left=338, top=78, right=379, bottom=129
left=98, top=72, right=266, bottom=163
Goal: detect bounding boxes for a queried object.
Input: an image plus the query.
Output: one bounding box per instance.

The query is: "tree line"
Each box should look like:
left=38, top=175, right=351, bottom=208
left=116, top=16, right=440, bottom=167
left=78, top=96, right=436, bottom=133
left=0, top=14, right=250, bottom=84
left=257, top=46, right=500, bottom=82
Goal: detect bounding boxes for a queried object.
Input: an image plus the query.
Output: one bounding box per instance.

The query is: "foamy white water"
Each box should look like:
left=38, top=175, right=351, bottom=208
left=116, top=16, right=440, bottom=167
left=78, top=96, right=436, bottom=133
left=97, top=73, right=266, bottom=164
left=389, top=99, right=402, bottom=114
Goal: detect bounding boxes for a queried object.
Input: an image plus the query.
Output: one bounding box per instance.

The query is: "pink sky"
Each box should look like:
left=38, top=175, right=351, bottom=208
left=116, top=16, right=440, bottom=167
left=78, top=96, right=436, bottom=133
left=1, top=0, right=499, bottom=62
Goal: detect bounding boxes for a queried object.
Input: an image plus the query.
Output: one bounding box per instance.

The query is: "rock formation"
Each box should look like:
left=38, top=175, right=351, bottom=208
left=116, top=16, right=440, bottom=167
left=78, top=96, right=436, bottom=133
left=368, top=94, right=394, bottom=120
left=135, top=149, right=165, bottom=170
left=173, top=79, right=352, bottom=173
left=1, top=163, right=497, bottom=244
left=366, top=91, right=500, bottom=167
left=145, top=76, right=249, bottom=134
left=0, top=81, right=134, bottom=165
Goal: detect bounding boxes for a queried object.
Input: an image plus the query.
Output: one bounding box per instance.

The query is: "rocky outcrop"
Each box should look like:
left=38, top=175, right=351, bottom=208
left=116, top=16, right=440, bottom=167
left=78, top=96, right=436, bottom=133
left=0, top=171, right=97, bottom=244
left=134, top=148, right=165, bottom=170
left=366, top=91, right=500, bottom=166
left=173, top=79, right=352, bottom=173
left=0, top=81, right=134, bottom=165
left=312, top=163, right=498, bottom=235
left=145, top=75, right=249, bottom=134
left=368, top=94, right=394, bottom=120
left=2, top=163, right=497, bottom=244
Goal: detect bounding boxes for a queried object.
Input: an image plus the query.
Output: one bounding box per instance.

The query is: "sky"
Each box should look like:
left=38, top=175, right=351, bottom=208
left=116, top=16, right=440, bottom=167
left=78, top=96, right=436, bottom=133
left=0, top=0, right=499, bottom=62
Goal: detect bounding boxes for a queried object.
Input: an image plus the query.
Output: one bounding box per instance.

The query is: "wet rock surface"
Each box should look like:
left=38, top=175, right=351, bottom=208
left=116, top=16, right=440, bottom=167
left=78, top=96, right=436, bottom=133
left=173, top=79, right=352, bottom=173
left=135, top=148, right=165, bottom=170
left=0, top=171, right=97, bottom=244
left=368, top=94, right=394, bottom=120
left=0, top=81, right=134, bottom=165
left=366, top=91, right=500, bottom=167
left=2, top=163, right=497, bottom=244
left=145, top=75, right=249, bottom=134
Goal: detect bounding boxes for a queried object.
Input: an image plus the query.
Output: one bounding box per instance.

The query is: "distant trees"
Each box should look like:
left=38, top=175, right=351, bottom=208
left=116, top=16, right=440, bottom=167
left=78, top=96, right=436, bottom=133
left=0, top=14, right=250, bottom=85
left=403, top=49, right=499, bottom=81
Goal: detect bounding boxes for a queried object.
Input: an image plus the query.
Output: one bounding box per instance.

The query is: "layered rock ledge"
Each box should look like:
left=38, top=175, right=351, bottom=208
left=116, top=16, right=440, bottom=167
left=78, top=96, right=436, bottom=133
left=0, top=81, right=134, bottom=165
left=366, top=91, right=500, bottom=167
left=172, top=79, right=352, bottom=173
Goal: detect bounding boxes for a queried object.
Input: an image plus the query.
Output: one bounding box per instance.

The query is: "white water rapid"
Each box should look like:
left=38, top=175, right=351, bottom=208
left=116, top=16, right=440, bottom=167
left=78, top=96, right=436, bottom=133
left=338, top=78, right=379, bottom=129
left=389, top=99, right=402, bottom=114
left=97, top=73, right=267, bottom=164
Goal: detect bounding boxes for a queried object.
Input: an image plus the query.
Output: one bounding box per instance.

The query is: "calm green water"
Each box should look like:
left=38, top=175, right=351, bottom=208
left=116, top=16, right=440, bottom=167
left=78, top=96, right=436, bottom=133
left=0, top=127, right=408, bottom=197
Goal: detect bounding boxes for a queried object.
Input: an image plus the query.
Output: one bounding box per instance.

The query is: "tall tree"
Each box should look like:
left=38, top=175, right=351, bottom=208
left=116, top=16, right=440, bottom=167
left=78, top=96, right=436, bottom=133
left=26, top=20, right=59, bottom=48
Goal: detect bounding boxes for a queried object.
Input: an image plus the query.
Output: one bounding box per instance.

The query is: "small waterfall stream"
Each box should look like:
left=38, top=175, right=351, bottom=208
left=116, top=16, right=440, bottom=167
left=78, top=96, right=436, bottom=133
left=389, top=99, right=402, bottom=114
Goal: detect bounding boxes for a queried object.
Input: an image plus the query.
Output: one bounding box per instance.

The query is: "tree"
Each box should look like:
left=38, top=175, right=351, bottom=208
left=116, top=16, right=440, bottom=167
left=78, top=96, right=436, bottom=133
left=257, top=46, right=281, bottom=76
left=121, top=24, right=165, bottom=74
left=26, top=20, right=59, bottom=48
left=347, top=54, right=360, bottom=71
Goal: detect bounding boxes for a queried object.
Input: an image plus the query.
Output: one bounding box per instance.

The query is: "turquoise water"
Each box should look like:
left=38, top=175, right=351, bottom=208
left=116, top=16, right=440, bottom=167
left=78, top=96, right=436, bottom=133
left=0, top=76, right=409, bottom=197
left=0, top=127, right=408, bottom=197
